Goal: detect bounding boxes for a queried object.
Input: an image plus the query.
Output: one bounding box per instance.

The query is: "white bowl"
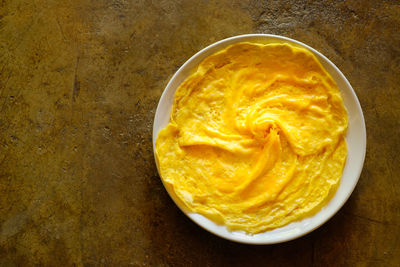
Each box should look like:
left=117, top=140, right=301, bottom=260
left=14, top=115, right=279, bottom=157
left=152, top=34, right=366, bottom=244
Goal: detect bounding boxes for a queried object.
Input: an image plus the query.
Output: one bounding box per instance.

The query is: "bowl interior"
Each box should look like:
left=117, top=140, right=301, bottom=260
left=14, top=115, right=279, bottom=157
left=152, top=34, right=366, bottom=244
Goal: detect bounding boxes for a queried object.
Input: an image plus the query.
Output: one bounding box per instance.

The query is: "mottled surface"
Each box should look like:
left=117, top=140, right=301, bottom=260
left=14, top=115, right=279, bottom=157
left=0, top=0, right=399, bottom=266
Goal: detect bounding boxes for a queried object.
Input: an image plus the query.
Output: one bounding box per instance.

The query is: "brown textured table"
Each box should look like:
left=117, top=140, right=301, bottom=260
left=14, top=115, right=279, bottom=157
left=1, top=0, right=399, bottom=266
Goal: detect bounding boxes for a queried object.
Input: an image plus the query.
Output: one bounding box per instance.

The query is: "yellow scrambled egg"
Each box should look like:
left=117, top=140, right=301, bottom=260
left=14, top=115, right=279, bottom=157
left=155, top=42, right=348, bottom=234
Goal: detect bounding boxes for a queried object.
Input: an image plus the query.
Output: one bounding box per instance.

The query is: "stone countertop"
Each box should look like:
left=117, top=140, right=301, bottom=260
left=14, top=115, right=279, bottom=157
left=0, top=0, right=399, bottom=266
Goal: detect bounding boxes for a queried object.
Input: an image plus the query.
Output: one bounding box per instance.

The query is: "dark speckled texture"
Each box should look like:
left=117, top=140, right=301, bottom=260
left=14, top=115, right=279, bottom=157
left=0, top=0, right=399, bottom=266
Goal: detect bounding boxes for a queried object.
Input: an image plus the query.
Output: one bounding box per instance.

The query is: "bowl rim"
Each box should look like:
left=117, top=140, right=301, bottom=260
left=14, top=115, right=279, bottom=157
left=152, top=34, right=366, bottom=244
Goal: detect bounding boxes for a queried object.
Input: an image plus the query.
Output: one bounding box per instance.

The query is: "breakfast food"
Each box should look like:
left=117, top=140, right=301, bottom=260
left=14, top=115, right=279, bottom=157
left=155, top=42, right=348, bottom=234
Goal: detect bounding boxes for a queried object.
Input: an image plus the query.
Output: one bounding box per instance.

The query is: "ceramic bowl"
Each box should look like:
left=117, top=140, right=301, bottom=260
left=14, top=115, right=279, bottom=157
left=152, top=34, right=366, bottom=244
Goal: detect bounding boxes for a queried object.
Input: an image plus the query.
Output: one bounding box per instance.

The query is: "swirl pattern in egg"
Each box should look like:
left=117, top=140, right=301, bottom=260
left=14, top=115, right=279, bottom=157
left=155, top=42, right=348, bottom=234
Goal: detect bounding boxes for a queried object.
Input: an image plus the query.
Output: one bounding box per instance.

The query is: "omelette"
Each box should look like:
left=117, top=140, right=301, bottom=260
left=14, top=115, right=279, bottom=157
left=155, top=42, right=348, bottom=234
